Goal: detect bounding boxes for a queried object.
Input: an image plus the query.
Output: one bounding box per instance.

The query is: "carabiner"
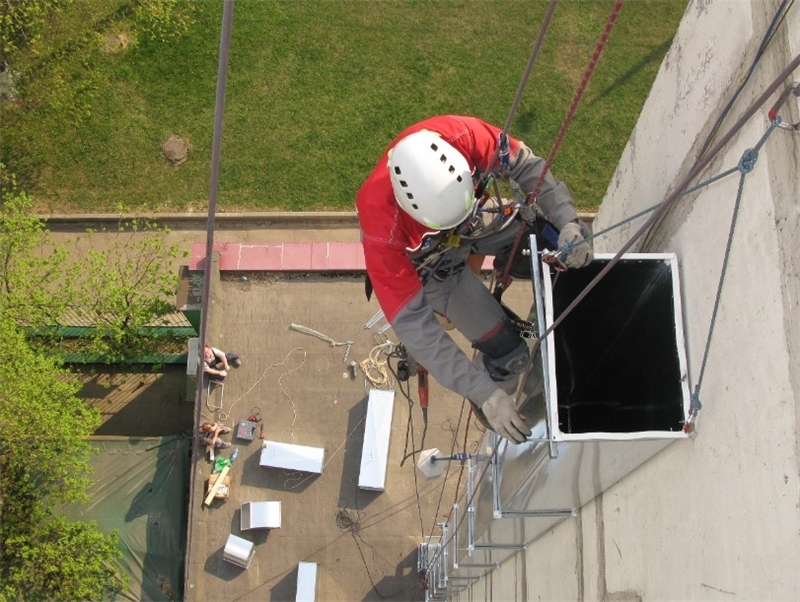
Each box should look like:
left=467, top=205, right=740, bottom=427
left=542, top=250, right=568, bottom=272
left=768, top=82, right=800, bottom=131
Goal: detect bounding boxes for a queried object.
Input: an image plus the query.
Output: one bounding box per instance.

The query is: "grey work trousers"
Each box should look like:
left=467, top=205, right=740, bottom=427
left=422, top=266, right=506, bottom=344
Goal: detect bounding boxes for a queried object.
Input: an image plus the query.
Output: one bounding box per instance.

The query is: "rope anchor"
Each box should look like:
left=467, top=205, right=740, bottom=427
left=767, top=81, right=800, bottom=131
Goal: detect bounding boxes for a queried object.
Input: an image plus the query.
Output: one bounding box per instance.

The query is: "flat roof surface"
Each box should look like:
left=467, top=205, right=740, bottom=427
left=48, top=217, right=536, bottom=602
left=183, top=249, right=534, bottom=601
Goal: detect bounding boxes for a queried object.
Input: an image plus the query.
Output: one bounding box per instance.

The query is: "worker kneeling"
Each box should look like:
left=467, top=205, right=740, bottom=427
left=356, top=116, right=592, bottom=443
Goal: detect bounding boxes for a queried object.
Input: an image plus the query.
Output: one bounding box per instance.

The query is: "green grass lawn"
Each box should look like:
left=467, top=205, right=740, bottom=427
left=2, top=0, right=687, bottom=214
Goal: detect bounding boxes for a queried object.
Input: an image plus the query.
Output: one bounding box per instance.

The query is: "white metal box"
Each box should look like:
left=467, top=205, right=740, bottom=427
left=240, top=501, right=281, bottom=530
left=222, top=534, right=255, bottom=569
left=260, top=441, right=325, bottom=474
left=358, top=389, right=395, bottom=491
left=295, top=561, right=318, bottom=602
left=444, top=248, right=693, bottom=587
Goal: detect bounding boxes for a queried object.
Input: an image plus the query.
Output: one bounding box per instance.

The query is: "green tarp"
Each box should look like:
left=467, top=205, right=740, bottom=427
left=61, top=436, right=189, bottom=601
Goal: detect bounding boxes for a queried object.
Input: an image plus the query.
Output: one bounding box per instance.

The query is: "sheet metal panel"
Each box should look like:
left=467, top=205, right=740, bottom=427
left=260, top=441, right=325, bottom=474
left=358, top=388, right=395, bottom=491
left=296, top=562, right=318, bottom=602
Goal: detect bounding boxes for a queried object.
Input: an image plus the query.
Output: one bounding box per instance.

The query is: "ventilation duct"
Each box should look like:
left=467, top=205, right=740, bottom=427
left=419, top=239, right=691, bottom=599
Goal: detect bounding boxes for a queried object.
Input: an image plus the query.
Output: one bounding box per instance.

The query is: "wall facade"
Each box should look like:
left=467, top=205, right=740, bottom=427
left=455, top=0, right=800, bottom=599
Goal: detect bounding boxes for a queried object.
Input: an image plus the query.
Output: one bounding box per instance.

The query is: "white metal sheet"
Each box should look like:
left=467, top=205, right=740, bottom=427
left=296, top=561, right=318, bottom=602
left=358, top=389, right=395, bottom=491
left=259, top=441, right=325, bottom=474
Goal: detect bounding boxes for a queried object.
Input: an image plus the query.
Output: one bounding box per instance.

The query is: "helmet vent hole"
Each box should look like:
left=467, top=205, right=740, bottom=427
left=448, top=166, right=455, bottom=174
left=394, top=166, right=402, bottom=175
left=430, top=143, right=439, bottom=152
left=411, top=203, right=419, bottom=209
left=456, top=175, right=463, bottom=182
left=439, top=154, right=447, bottom=163
left=399, top=180, right=408, bottom=188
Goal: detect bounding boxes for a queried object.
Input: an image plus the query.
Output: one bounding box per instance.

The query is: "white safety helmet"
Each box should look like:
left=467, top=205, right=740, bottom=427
left=387, top=130, right=475, bottom=230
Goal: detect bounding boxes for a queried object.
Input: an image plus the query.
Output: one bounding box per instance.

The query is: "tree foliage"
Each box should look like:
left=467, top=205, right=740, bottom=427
left=77, top=218, right=187, bottom=363
left=0, top=182, right=182, bottom=597
left=2, top=516, right=124, bottom=600
left=0, top=314, right=126, bottom=600
left=0, top=183, right=78, bottom=327
left=0, top=184, right=187, bottom=362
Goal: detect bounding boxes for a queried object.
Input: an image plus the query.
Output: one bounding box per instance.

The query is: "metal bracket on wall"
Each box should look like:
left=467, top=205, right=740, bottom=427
left=451, top=504, right=460, bottom=569
left=473, top=543, right=527, bottom=551
left=496, top=509, right=578, bottom=518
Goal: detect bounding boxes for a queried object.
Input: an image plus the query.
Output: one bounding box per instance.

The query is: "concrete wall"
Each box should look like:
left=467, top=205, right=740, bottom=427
left=455, top=0, right=800, bottom=599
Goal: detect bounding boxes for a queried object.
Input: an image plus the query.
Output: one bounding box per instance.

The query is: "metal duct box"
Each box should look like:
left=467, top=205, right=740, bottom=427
left=541, top=252, right=690, bottom=440
left=223, top=534, right=255, bottom=569
left=240, top=501, right=281, bottom=530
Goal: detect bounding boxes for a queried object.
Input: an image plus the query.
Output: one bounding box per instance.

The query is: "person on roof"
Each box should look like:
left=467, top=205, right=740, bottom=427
left=355, top=115, right=593, bottom=443
left=202, top=345, right=241, bottom=382
left=197, top=421, right=231, bottom=449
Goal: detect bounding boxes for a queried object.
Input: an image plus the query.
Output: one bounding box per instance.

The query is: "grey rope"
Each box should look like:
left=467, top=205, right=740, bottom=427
left=556, top=119, right=781, bottom=432
left=684, top=118, right=780, bottom=431
left=572, top=118, right=782, bottom=247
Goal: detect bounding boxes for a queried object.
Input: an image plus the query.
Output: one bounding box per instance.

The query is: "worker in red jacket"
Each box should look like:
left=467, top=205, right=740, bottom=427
left=356, top=115, right=592, bottom=443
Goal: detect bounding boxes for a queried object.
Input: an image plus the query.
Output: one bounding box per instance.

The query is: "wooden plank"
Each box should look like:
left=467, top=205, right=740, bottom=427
left=203, top=464, right=231, bottom=506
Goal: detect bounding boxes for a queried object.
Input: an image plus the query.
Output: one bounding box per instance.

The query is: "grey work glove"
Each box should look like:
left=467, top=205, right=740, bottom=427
left=480, top=389, right=531, bottom=444
left=557, top=220, right=593, bottom=269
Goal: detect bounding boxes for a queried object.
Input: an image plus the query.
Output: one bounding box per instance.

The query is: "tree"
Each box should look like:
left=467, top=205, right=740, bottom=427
left=76, top=218, right=187, bottom=364
left=0, top=185, right=181, bottom=598
left=0, top=313, right=126, bottom=600
left=0, top=180, right=79, bottom=328
left=0, top=186, right=187, bottom=363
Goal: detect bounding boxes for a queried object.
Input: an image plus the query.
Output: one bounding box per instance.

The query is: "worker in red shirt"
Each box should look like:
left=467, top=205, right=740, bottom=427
left=356, top=115, right=592, bottom=443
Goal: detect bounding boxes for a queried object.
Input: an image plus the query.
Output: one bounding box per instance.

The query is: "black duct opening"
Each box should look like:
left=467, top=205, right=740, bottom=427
left=551, top=258, right=685, bottom=434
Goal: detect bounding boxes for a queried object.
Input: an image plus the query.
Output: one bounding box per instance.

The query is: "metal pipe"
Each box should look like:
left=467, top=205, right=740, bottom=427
left=499, top=509, right=577, bottom=518
left=467, top=458, right=475, bottom=555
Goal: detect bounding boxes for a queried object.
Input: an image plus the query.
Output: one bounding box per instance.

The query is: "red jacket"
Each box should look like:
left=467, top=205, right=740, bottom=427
left=356, top=115, right=519, bottom=322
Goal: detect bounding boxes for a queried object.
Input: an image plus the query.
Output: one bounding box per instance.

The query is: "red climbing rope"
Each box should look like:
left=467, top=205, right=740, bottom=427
left=498, top=0, right=626, bottom=289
